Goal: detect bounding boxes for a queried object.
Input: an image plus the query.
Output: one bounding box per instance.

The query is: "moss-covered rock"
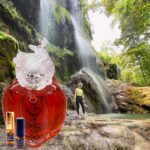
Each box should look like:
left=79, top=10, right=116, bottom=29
left=105, top=79, right=150, bottom=113
left=0, top=0, right=38, bottom=46
left=51, top=2, right=71, bottom=24
left=0, top=32, right=19, bottom=124
left=46, top=43, right=75, bottom=82
left=0, top=31, right=19, bottom=82
left=125, top=86, right=150, bottom=112
left=0, top=0, right=95, bottom=83
left=11, top=0, right=40, bottom=26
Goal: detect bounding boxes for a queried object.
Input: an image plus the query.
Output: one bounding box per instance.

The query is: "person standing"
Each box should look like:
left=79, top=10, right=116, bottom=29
left=74, top=83, right=85, bottom=118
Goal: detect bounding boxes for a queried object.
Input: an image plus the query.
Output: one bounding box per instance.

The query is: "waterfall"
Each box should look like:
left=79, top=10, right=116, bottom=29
left=71, top=17, right=98, bottom=72
left=70, top=0, right=112, bottom=113
left=38, top=0, right=112, bottom=113
left=81, top=68, right=112, bottom=113
left=39, top=0, right=52, bottom=37
left=70, top=1, right=98, bottom=72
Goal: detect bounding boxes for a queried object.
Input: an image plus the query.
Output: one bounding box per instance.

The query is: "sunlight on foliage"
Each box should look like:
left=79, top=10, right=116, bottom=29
left=46, top=43, right=73, bottom=59
left=51, top=1, right=71, bottom=24
left=97, top=0, right=150, bottom=86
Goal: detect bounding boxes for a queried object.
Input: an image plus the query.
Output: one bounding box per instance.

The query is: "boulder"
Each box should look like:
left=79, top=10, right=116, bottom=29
left=66, top=68, right=112, bottom=114
left=0, top=31, right=18, bottom=82
left=61, top=85, right=76, bottom=110
left=105, top=79, right=150, bottom=114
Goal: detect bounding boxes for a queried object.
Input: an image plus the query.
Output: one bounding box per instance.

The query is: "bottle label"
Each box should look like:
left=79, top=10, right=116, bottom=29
left=7, top=132, right=14, bottom=142
left=16, top=136, right=24, bottom=148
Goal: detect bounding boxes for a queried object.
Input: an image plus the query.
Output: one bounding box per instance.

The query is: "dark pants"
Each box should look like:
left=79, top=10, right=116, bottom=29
left=76, top=96, right=85, bottom=115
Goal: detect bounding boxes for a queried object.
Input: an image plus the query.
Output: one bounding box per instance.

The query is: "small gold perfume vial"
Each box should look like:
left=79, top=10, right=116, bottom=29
left=6, top=112, right=15, bottom=146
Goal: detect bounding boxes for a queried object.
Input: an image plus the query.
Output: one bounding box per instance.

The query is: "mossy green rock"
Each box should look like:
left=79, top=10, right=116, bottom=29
left=0, top=0, right=38, bottom=45
left=0, top=31, right=18, bottom=82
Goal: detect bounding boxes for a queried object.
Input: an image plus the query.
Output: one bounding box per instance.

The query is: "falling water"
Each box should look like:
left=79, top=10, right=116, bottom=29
left=71, top=17, right=98, bottom=72
left=39, top=0, right=112, bottom=113
left=81, top=68, right=112, bottom=113
left=70, top=2, right=98, bottom=72
left=70, top=0, right=112, bottom=113
left=39, top=0, right=52, bottom=36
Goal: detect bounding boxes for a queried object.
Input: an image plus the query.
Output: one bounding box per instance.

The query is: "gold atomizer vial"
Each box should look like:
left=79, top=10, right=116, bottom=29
left=6, top=112, right=15, bottom=146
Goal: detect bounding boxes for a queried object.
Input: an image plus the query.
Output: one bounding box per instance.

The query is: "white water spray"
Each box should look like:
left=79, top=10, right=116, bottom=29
left=39, top=0, right=52, bottom=36
left=70, top=0, right=112, bottom=113
left=39, top=0, right=112, bottom=113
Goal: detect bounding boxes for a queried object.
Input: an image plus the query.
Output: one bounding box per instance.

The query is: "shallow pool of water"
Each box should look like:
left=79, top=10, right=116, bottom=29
left=97, top=113, right=150, bottom=120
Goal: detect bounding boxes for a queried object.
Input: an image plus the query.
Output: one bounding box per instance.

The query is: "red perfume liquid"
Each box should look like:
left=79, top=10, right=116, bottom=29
left=2, top=78, right=66, bottom=148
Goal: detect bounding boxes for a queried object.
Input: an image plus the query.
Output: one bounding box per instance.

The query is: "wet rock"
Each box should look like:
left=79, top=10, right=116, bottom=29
left=0, top=110, right=150, bottom=150
left=0, top=0, right=38, bottom=45
left=11, top=0, right=40, bottom=26
left=105, top=79, right=150, bottom=114
left=0, top=32, right=18, bottom=82
left=66, top=68, right=112, bottom=113
left=61, top=85, right=76, bottom=110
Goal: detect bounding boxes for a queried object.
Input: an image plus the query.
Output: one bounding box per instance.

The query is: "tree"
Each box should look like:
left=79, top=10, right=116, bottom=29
left=91, top=0, right=150, bottom=85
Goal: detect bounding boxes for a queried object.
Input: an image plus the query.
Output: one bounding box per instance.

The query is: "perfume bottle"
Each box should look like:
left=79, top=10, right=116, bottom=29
left=16, top=118, right=25, bottom=149
left=2, top=38, right=66, bottom=148
left=3, top=78, right=66, bottom=148
left=6, top=112, right=15, bottom=146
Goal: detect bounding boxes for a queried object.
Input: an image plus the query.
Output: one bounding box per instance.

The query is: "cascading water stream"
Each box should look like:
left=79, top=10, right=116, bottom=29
left=39, top=0, right=52, bottom=36
left=70, top=0, right=112, bottom=113
left=70, top=0, right=98, bottom=71
left=38, top=0, right=112, bottom=113
left=71, top=17, right=98, bottom=72
left=81, top=68, right=112, bottom=113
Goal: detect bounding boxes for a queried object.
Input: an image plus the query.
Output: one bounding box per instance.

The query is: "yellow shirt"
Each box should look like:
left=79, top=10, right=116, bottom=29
left=75, top=88, right=84, bottom=96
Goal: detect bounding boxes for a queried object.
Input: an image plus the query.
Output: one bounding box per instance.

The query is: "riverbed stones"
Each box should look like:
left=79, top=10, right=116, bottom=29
left=0, top=110, right=150, bottom=150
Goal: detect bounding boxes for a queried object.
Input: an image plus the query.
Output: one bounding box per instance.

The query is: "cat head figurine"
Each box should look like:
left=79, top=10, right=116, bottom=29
left=13, top=38, right=55, bottom=90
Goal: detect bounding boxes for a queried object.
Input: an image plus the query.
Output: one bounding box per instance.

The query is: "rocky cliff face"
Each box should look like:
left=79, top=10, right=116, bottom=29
left=11, top=0, right=40, bottom=26
left=0, top=0, right=92, bottom=124
left=0, top=0, right=91, bottom=82
left=0, top=0, right=38, bottom=45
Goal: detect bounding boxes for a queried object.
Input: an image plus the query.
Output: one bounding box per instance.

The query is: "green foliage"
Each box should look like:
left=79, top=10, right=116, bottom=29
left=97, top=51, right=119, bottom=79
left=46, top=43, right=74, bottom=81
left=125, top=86, right=150, bottom=113
left=51, top=1, right=71, bottom=24
left=0, top=32, right=19, bottom=82
left=47, top=43, right=73, bottom=60
left=0, top=0, right=38, bottom=43
left=0, top=0, right=18, bottom=18
left=98, top=0, right=150, bottom=86
left=0, top=31, right=18, bottom=44
left=88, top=0, right=101, bottom=11
left=120, top=43, right=150, bottom=86
left=0, top=31, right=19, bottom=60
left=80, top=0, right=92, bottom=39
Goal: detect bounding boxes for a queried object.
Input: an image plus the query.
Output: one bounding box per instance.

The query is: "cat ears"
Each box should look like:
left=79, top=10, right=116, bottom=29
left=29, top=38, right=48, bottom=52
left=13, top=38, right=49, bottom=66
left=41, top=37, right=48, bottom=47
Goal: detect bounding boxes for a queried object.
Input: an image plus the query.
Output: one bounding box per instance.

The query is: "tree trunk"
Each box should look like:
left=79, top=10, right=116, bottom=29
left=137, top=56, right=147, bottom=84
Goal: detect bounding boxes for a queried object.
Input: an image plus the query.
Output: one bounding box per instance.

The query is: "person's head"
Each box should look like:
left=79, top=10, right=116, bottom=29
left=78, top=83, right=83, bottom=89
